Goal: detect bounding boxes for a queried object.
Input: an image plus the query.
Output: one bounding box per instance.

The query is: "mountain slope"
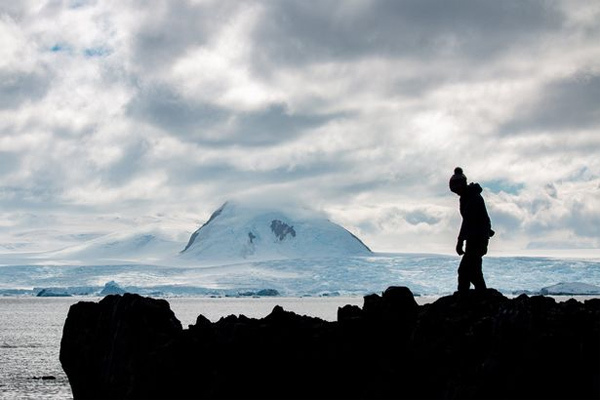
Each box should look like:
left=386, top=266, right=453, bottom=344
left=180, top=201, right=371, bottom=262
left=41, top=228, right=184, bottom=264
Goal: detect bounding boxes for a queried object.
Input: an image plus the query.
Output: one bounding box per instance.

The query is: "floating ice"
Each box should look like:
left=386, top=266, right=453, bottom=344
left=540, top=282, right=600, bottom=295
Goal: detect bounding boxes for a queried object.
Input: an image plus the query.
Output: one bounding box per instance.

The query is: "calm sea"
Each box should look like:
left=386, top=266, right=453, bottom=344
left=0, top=296, right=370, bottom=399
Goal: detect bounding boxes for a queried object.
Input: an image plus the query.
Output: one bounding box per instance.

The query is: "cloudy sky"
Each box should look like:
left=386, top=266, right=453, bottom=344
left=1, top=0, right=599, bottom=256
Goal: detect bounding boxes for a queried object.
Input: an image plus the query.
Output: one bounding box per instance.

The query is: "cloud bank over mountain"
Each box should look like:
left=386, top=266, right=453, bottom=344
left=1, top=1, right=599, bottom=255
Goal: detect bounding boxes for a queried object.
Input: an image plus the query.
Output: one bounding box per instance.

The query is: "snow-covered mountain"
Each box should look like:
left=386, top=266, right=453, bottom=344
left=180, top=201, right=372, bottom=262
left=0, top=202, right=371, bottom=266
left=38, top=228, right=185, bottom=264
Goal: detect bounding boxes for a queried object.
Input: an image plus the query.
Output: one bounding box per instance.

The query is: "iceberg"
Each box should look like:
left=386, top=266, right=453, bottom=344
left=540, top=282, right=600, bottom=295
left=36, top=288, right=72, bottom=297
left=99, top=281, right=127, bottom=296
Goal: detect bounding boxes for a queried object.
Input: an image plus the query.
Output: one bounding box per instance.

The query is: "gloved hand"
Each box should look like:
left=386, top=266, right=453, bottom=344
left=456, top=240, right=465, bottom=256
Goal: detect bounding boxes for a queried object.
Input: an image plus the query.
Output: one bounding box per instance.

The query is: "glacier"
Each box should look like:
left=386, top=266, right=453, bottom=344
left=0, top=201, right=599, bottom=298
left=1, top=253, right=600, bottom=297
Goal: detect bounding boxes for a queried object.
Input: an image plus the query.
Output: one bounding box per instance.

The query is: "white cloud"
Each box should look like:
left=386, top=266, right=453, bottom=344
left=0, top=1, right=599, bottom=256
left=0, top=15, right=33, bottom=71
left=169, top=3, right=278, bottom=111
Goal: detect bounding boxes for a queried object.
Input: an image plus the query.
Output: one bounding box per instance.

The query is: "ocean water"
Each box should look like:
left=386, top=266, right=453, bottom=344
left=0, top=296, right=369, bottom=400
left=0, top=298, right=74, bottom=400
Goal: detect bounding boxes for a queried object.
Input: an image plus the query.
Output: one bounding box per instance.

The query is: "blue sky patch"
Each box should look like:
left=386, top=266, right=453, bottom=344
left=83, top=47, right=111, bottom=58
left=483, top=180, right=525, bottom=195
left=69, top=0, right=93, bottom=9
left=50, top=44, right=69, bottom=52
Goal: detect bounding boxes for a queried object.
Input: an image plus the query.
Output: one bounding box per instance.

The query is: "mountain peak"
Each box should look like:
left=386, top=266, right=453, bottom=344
left=181, top=201, right=371, bottom=262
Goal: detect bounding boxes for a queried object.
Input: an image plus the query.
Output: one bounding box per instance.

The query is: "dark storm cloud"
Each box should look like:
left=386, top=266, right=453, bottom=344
left=503, top=74, right=600, bottom=134
left=0, top=3, right=32, bottom=19
left=524, top=196, right=600, bottom=240
left=166, top=155, right=346, bottom=188
left=252, top=0, right=563, bottom=69
left=165, top=163, right=238, bottom=186
left=126, top=84, right=229, bottom=137
left=0, top=152, right=20, bottom=176
left=338, top=178, right=392, bottom=196
left=0, top=186, right=63, bottom=210
left=128, top=85, right=343, bottom=146
left=129, top=1, right=242, bottom=72
left=486, top=203, right=523, bottom=234
left=159, top=157, right=352, bottom=211
left=392, top=75, right=448, bottom=98
left=0, top=71, right=49, bottom=109
left=230, top=104, right=346, bottom=147
left=103, top=139, right=150, bottom=185
left=569, top=200, right=600, bottom=238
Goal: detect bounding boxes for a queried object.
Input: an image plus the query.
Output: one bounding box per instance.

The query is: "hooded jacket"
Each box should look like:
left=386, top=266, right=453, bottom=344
left=458, top=183, right=492, bottom=241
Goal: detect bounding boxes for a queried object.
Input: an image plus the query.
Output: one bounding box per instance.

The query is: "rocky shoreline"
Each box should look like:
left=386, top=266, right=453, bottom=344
left=60, top=287, right=600, bottom=399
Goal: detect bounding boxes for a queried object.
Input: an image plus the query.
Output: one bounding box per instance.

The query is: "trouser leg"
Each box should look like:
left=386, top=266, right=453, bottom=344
left=457, top=238, right=489, bottom=291
left=469, top=253, right=487, bottom=290
left=457, top=256, right=472, bottom=292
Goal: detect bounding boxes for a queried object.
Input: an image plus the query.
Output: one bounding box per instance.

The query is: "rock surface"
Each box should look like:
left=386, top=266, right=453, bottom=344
left=60, top=288, right=600, bottom=399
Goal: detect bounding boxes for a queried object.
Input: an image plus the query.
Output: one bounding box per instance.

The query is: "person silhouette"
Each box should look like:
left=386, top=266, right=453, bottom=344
left=449, top=167, right=494, bottom=292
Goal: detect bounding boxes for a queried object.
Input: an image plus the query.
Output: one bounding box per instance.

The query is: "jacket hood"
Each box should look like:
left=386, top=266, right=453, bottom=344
left=466, top=182, right=483, bottom=195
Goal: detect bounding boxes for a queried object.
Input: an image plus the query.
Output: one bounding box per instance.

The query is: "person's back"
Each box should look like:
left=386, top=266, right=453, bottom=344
left=459, top=182, right=492, bottom=242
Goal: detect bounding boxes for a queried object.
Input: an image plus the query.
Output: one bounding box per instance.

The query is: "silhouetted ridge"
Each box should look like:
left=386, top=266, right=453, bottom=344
left=342, top=225, right=372, bottom=252
left=60, top=288, right=600, bottom=399
left=181, top=202, right=227, bottom=253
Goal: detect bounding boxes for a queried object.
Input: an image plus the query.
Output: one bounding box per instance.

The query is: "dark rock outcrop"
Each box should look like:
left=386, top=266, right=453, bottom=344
left=60, top=288, right=600, bottom=399
left=270, top=219, right=296, bottom=240
left=60, top=293, right=182, bottom=399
